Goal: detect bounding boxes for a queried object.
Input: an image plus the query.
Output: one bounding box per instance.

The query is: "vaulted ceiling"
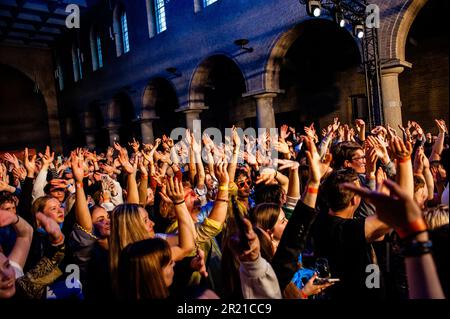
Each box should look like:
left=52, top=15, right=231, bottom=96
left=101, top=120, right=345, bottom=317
left=0, top=0, right=98, bottom=48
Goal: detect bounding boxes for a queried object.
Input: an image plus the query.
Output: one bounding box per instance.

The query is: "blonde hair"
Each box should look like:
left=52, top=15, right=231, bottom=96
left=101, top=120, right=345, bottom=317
left=423, top=205, right=449, bottom=230
left=109, top=204, right=151, bottom=295
left=31, top=195, right=55, bottom=228
left=118, top=238, right=171, bottom=299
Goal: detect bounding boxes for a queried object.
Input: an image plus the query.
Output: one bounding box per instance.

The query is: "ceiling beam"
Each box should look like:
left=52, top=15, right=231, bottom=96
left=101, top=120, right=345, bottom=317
left=0, top=34, right=53, bottom=45
left=0, top=26, right=60, bottom=38
left=0, top=16, right=66, bottom=29
left=0, top=4, right=69, bottom=19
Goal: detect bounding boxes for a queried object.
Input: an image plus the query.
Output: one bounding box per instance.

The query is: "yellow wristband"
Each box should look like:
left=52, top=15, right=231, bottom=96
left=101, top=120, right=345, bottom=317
left=219, top=185, right=229, bottom=191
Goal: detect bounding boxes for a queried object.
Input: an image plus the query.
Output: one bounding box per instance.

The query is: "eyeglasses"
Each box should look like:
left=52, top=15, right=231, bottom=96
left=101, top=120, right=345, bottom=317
left=351, top=155, right=366, bottom=161
left=237, top=180, right=252, bottom=188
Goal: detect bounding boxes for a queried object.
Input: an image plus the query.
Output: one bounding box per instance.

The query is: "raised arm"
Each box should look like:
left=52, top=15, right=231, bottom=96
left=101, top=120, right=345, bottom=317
left=165, top=176, right=195, bottom=261
left=390, top=136, right=414, bottom=198
left=71, top=151, right=93, bottom=233
left=227, top=127, right=241, bottom=183
left=429, top=119, right=447, bottom=162
left=32, top=146, right=54, bottom=201
left=1, top=210, right=33, bottom=270
left=343, top=179, right=444, bottom=299
left=115, top=143, right=139, bottom=204
left=207, top=160, right=230, bottom=224
left=277, top=159, right=300, bottom=200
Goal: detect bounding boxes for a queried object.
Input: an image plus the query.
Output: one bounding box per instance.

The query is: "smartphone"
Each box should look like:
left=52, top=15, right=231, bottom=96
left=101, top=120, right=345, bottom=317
left=313, top=278, right=340, bottom=285
left=231, top=196, right=250, bottom=251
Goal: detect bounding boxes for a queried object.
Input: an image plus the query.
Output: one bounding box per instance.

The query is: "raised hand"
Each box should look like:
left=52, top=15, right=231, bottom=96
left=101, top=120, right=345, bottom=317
left=128, top=138, right=140, bottom=153
left=332, top=117, right=340, bottom=133
left=38, top=146, right=55, bottom=167
left=303, top=135, right=321, bottom=184
left=35, top=212, right=63, bottom=243
left=214, top=158, right=229, bottom=185
left=389, top=136, right=412, bottom=162
left=277, top=159, right=300, bottom=171
left=435, top=119, right=447, bottom=134
left=304, top=123, right=316, bottom=141
left=342, top=179, right=422, bottom=228
left=12, top=166, right=26, bottom=182
left=366, top=135, right=390, bottom=164
left=0, top=209, right=18, bottom=227
left=115, top=142, right=134, bottom=174
left=355, top=119, right=365, bottom=133
left=24, top=147, right=36, bottom=175
left=280, top=124, right=291, bottom=140
left=3, top=153, right=20, bottom=169
left=231, top=126, right=241, bottom=150
left=273, top=138, right=290, bottom=155
left=70, top=151, right=85, bottom=182
left=166, top=176, right=185, bottom=203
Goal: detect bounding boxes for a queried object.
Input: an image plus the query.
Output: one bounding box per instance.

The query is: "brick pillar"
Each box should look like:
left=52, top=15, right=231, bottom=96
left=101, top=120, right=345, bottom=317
left=184, top=109, right=203, bottom=132
left=381, top=66, right=404, bottom=134
left=254, top=93, right=277, bottom=130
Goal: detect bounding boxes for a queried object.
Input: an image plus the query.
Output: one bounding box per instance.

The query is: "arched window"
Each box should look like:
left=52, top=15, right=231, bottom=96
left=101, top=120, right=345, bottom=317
left=113, top=3, right=131, bottom=56
left=121, top=11, right=130, bottom=53
left=146, top=0, right=167, bottom=38
left=90, top=26, right=104, bottom=71
left=72, top=44, right=82, bottom=82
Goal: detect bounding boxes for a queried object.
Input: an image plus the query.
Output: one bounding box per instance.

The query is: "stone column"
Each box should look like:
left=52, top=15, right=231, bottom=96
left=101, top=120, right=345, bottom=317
left=139, top=119, right=155, bottom=144
left=381, top=65, right=406, bottom=134
left=138, top=108, right=158, bottom=144
left=81, top=111, right=97, bottom=149
left=184, top=109, right=203, bottom=132
left=254, top=93, right=277, bottom=130
left=106, top=124, right=120, bottom=146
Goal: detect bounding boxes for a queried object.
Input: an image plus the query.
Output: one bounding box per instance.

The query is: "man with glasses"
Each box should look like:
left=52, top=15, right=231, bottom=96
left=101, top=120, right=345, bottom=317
left=235, top=170, right=254, bottom=210
left=331, top=141, right=378, bottom=219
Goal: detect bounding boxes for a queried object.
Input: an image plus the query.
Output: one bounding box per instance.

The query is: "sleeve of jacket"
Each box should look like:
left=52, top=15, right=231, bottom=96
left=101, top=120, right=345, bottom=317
left=32, top=167, right=48, bottom=202
left=271, top=200, right=318, bottom=292
left=15, top=242, right=65, bottom=299
left=17, top=177, right=35, bottom=227
left=240, top=254, right=282, bottom=299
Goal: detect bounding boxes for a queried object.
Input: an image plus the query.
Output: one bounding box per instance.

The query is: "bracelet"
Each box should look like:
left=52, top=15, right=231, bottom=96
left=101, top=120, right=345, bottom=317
left=14, top=215, right=20, bottom=225
left=218, top=185, right=229, bottom=191
left=215, top=198, right=229, bottom=203
left=300, top=289, right=308, bottom=299
left=51, top=234, right=64, bottom=245
left=397, top=156, right=411, bottom=164
left=401, top=240, right=433, bottom=257
left=396, top=218, right=428, bottom=239
left=173, top=200, right=185, bottom=206
left=75, top=182, right=83, bottom=189
left=307, top=187, right=319, bottom=194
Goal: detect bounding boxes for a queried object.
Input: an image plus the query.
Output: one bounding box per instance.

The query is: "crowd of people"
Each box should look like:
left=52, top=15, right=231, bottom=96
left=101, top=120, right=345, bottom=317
left=0, top=117, right=448, bottom=300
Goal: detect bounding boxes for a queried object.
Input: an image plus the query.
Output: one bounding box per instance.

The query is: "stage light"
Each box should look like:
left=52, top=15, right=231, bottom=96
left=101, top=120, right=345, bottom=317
left=354, top=24, right=364, bottom=39
left=306, top=0, right=322, bottom=17
left=334, top=8, right=346, bottom=28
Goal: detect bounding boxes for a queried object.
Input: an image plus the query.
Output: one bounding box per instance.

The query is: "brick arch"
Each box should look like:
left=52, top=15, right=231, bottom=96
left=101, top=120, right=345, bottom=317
left=188, top=53, right=247, bottom=109
left=377, top=0, right=428, bottom=61
left=264, top=18, right=360, bottom=92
